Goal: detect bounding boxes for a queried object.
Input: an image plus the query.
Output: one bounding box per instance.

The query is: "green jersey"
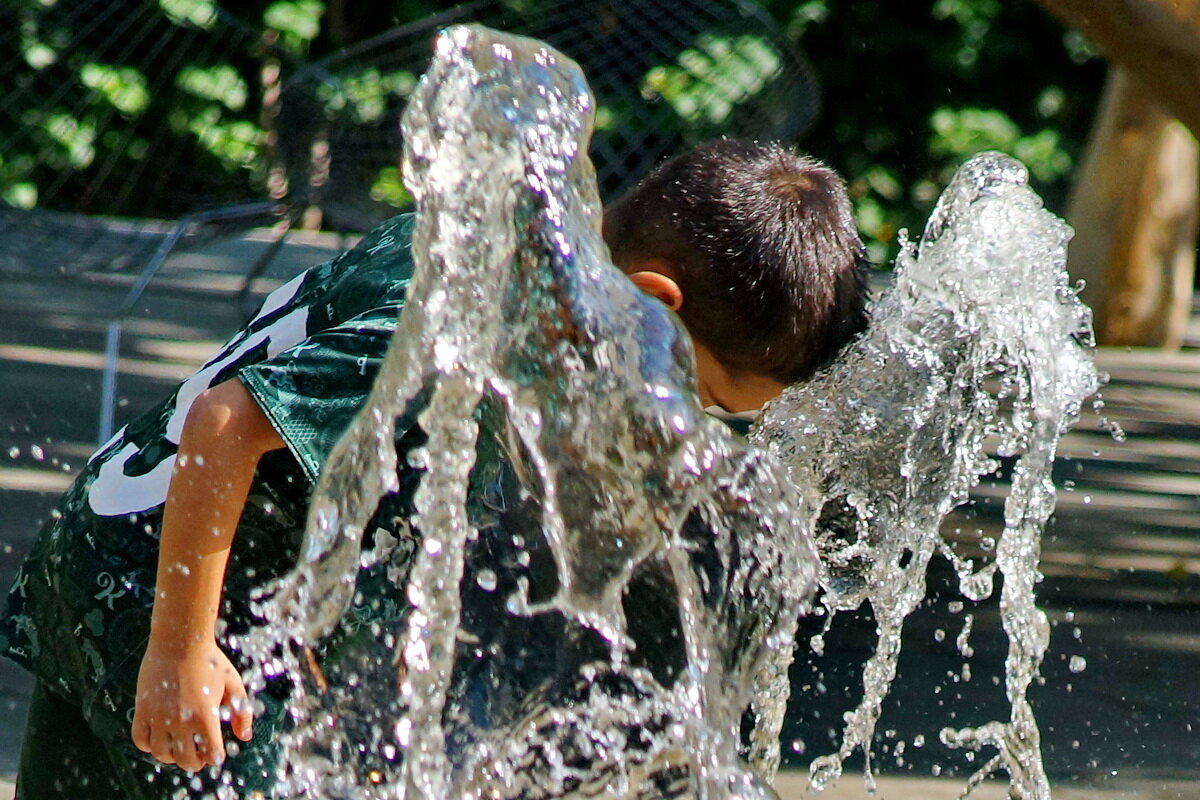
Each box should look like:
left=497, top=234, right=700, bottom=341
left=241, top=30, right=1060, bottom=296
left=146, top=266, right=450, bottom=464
left=0, top=214, right=418, bottom=744
left=1, top=212, right=796, bottom=795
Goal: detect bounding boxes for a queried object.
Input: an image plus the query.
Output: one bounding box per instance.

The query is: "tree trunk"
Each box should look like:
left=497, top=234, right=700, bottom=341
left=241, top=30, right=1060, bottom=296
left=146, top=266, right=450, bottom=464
left=1068, top=68, right=1199, bottom=347
left=1030, top=0, right=1200, bottom=140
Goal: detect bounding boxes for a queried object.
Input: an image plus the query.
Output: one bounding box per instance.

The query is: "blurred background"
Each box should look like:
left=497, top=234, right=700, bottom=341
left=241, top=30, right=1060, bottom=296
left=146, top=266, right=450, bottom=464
left=2, top=0, right=1199, bottom=797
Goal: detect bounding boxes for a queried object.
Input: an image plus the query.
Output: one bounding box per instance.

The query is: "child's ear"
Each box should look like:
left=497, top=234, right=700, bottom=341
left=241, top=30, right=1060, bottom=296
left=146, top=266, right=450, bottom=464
left=627, top=270, right=683, bottom=312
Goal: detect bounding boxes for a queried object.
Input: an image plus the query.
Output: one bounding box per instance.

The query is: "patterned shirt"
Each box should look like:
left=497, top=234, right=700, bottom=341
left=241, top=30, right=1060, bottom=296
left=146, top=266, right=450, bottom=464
left=0, top=214, right=418, bottom=743
left=0, top=212, right=790, bottom=785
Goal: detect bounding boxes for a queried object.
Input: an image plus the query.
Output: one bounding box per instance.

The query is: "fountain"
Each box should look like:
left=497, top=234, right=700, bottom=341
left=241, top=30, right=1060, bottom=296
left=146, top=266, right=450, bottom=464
left=244, top=24, right=817, bottom=800
left=754, top=153, right=1100, bottom=798
left=238, top=23, right=1097, bottom=800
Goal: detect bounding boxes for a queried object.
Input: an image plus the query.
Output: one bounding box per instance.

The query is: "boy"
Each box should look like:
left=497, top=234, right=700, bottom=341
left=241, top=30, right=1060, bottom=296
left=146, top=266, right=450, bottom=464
left=0, top=138, right=868, bottom=798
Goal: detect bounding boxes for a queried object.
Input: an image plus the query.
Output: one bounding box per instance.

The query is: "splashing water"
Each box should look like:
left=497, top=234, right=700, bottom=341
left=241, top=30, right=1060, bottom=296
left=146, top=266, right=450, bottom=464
left=234, top=22, right=1096, bottom=800
left=752, top=153, right=1099, bottom=798
left=243, top=25, right=817, bottom=800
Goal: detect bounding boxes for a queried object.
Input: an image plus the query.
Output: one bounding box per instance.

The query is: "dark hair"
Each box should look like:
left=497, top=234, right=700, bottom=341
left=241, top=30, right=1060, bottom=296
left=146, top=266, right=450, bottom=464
left=603, top=139, right=869, bottom=384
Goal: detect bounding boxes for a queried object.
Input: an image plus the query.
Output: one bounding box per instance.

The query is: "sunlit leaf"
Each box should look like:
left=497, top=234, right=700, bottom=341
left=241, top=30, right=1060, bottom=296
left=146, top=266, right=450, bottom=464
left=3, top=183, right=38, bottom=210
left=42, top=113, right=96, bottom=168
left=159, top=0, right=218, bottom=29
left=594, top=106, right=615, bottom=131
left=641, top=34, right=781, bottom=134
left=177, top=105, right=267, bottom=171
left=20, top=32, right=56, bottom=69
left=265, top=0, right=324, bottom=53
left=370, top=166, right=412, bottom=209
left=177, top=65, right=248, bottom=112
left=81, top=64, right=150, bottom=115
left=788, top=1, right=830, bottom=38
left=341, top=68, right=417, bottom=123
left=929, top=106, right=1072, bottom=188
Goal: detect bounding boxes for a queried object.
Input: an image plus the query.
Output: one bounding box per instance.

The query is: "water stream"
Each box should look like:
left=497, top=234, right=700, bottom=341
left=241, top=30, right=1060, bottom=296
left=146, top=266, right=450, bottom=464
left=753, top=154, right=1100, bottom=797
left=244, top=25, right=816, bottom=800
left=241, top=24, right=1097, bottom=800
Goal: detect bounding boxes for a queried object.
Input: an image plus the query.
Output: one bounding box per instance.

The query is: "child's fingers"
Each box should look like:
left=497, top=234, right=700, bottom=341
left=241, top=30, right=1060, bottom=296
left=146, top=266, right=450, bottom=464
left=223, top=671, right=253, bottom=742
left=170, top=729, right=204, bottom=774
left=193, top=714, right=226, bottom=768
left=149, top=726, right=177, bottom=766
left=131, top=717, right=152, bottom=753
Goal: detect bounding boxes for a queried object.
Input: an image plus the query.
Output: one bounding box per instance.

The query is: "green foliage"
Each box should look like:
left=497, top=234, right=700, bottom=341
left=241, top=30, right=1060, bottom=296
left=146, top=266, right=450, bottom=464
left=158, top=0, right=219, bottom=29
left=20, top=30, right=56, bottom=69
left=931, top=0, right=1000, bottom=67
left=642, top=34, right=782, bottom=136
left=0, top=0, right=1104, bottom=244
left=787, top=1, right=830, bottom=38
left=80, top=64, right=151, bottom=115
left=340, top=68, right=417, bottom=123
left=370, top=166, right=412, bottom=209
left=190, top=111, right=266, bottom=170
left=763, top=0, right=1104, bottom=265
left=929, top=107, right=1071, bottom=182
left=176, top=65, right=249, bottom=111
left=264, top=0, right=325, bottom=54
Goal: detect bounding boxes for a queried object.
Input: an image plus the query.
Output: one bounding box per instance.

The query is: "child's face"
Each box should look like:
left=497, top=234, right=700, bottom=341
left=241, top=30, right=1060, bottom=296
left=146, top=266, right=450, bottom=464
left=690, top=341, right=787, bottom=414
left=621, top=257, right=786, bottom=414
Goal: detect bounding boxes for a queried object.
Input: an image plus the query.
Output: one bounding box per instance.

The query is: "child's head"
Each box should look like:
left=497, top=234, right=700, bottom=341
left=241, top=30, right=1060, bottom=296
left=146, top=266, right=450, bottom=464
left=603, top=139, right=869, bottom=404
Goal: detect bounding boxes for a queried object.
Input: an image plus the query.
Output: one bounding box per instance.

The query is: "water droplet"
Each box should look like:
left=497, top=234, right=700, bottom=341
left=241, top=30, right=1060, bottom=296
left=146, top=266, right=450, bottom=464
left=1068, top=655, right=1087, bottom=673
left=30, top=445, right=44, bottom=461
left=6, top=447, right=17, bottom=458
left=475, top=569, right=498, bottom=592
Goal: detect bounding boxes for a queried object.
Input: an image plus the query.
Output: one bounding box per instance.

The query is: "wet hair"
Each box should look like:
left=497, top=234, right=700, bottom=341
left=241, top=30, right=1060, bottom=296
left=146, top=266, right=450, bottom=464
left=603, top=139, right=870, bottom=384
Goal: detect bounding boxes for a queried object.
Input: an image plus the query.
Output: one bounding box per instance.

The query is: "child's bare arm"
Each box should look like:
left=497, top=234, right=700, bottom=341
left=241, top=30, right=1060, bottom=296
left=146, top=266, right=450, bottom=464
left=131, top=379, right=283, bottom=772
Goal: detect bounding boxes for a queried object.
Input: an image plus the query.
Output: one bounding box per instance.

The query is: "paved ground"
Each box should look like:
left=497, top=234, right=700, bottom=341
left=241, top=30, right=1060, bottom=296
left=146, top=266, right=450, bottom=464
left=1, top=230, right=1199, bottom=797
left=0, top=773, right=1193, bottom=799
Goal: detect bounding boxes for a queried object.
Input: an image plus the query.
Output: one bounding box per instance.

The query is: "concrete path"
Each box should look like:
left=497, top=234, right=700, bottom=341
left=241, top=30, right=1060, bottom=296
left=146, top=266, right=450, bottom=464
left=0, top=773, right=1194, bottom=799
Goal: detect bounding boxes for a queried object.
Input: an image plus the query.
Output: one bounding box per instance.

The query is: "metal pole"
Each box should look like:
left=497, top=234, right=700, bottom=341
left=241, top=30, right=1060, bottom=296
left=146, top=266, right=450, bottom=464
left=93, top=202, right=280, bottom=444
left=98, top=319, right=121, bottom=445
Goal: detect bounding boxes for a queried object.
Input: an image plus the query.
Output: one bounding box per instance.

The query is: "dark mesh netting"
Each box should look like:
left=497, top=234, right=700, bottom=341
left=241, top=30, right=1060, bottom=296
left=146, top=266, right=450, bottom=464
left=0, top=0, right=281, bottom=280
left=0, top=0, right=818, bottom=274
left=274, top=0, right=821, bottom=232
left=0, top=0, right=818, bottom=443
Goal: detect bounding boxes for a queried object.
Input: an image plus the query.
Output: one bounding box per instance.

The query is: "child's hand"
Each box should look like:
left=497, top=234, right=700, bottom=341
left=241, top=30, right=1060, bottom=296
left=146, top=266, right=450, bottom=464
left=131, top=638, right=253, bottom=772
